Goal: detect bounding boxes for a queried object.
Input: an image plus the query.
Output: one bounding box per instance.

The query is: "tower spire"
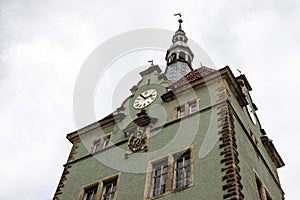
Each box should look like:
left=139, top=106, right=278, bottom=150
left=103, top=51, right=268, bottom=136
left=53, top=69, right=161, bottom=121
left=164, top=13, right=194, bottom=83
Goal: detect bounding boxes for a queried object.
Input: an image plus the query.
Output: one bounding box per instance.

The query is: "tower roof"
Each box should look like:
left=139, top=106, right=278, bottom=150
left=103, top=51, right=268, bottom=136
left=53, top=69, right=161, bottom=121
left=164, top=15, right=195, bottom=83
left=174, top=66, right=216, bottom=87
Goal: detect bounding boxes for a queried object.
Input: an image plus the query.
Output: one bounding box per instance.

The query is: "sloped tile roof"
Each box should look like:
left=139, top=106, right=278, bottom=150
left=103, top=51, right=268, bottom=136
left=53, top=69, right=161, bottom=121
left=174, top=66, right=216, bottom=87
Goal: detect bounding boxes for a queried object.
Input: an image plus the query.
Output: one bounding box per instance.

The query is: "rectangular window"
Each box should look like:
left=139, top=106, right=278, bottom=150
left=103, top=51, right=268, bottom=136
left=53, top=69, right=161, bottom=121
left=177, top=106, right=185, bottom=118
left=91, top=133, right=112, bottom=153
left=102, top=135, right=111, bottom=149
left=83, top=184, right=98, bottom=200
left=145, top=147, right=193, bottom=199
left=79, top=174, right=120, bottom=200
left=102, top=179, right=117, bottom=200
left=93, top=140, right=101, bottom=153
left=188, top=102, right=197, bottom=114
left=175, top=153, right=191, bottom=189
left=152, top=161, right=168, bottom=197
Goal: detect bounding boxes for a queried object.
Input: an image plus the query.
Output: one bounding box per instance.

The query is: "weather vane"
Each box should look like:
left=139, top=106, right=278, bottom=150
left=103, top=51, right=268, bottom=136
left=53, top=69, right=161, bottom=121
left=148, top=60, right=154, bottom=65
left=174, top=12, right=183, bottom=24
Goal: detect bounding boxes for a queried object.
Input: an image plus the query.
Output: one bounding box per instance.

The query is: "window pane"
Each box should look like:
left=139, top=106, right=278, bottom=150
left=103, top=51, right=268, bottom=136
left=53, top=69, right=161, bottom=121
left=153, top=188, right=160, bottom=196
left=161, top=174, right=167, bottom=187
left=161, top=184, right=166, bottom=193
left=177, top=107, right=185, bottom=118
left=102, top=136, right=110, bottom=149
left=176, top=170, right=183, bottom=181
left=154, top=177, right=160, bottom=188
left=152, top=161, right=168, bottom=196
left=84, top=185, right=98, bottom=200
left=155, top=168, right=161, bottom=176
left=93, top=142, right=100, bottom=153
left=176, top=180, right=183, bottom=188
left=163, top=165, right=168, bottom=173
left=177, top=158, right=183, bottom=168
left=189, top=103, right=197, bottom=114
left=185, top=156, right=190, bottom=165
left=112, top=185, right=116, bottom=192
left=175, top=152, right=191, bottom=189
left=102, top=179, right=117, bottom=200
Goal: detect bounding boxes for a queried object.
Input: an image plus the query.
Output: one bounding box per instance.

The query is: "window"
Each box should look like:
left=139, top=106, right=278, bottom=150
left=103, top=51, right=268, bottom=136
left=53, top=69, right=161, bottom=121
left=84, top=185, right=98, bottom=200
left=256, top=176, right=263, bottom=200
left=145, top=148, right=193, bottom=198
left=175, top=99, right=199, bottom=119
left=175, top=153, right=191, bottom=189
left=102, top=135, right=111, bottom=149
left=177, top=106, right=185, bottom=118
left=266, top=193, right=272, bottom=200
left=102, top=179, right=117, bottom=200
left=188, top=101, right=197, bottom=114
left=79, top=174, right=120, bottom=200
left=91, top=133, right=112, bottom=153
left=152, top=161, right=168, bottom=197
left=255, top=173, right=272, bottom=200
left=93, top=140, right=101, bottom=153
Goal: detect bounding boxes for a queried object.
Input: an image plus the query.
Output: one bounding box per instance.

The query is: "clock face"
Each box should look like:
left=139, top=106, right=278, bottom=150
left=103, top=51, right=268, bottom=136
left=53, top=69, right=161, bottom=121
left=133, top=89, right=157, bottom=109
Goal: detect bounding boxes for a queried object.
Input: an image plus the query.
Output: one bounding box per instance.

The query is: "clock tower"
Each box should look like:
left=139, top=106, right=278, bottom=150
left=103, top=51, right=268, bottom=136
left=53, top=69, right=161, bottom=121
left=54, top=18, right=285, bottom=200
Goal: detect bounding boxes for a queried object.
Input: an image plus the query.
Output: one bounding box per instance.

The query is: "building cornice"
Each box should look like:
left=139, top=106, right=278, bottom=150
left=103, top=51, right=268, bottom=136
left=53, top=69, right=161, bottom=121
left=66, top=112, right=125, bottom=143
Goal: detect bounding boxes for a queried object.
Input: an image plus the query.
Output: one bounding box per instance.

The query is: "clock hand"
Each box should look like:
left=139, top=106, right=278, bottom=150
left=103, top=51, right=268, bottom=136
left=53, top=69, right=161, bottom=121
left=147, top=93, right=155, bottom=98
left=140, top=94, right=147, bottom=99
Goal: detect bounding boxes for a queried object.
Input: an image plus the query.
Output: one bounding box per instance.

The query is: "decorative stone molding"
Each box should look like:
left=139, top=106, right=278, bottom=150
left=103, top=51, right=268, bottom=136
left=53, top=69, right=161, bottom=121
left=216, top=80, right=244, bottom=200
left=53, top=140, right=79, bottom=199
left=123, top=109, right=156, bottom=153
left=128, top=126, right=149, bottom=152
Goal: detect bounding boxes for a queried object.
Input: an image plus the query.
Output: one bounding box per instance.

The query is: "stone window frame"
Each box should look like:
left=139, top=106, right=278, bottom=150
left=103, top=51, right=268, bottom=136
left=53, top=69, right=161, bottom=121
left=151, top=158, right=169, bottom=197
left=249, top=129, right=259, bottom=146
left=176, top=105, right=185, bottom=119
left=174, top=98, right=200, bottom=119
left=90, top=133, right=112, bottom=153
left=173, top=151, right=192, bottom=189
left=187, top=99, right=199, bottom=114
left=78, top=173, right=121, bottom=200
left=144, top=146, right=194, bottom=199
left=253, top=170, right=273, bottom=200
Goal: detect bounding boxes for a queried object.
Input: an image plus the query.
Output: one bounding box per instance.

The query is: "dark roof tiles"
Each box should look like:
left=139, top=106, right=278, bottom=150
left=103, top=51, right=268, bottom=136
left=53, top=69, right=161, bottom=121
left=174, top=66, right=216, bottom=87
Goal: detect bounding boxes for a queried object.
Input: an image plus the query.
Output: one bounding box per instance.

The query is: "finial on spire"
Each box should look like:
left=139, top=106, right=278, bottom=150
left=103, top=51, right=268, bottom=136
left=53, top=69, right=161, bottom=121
left=174, top=12, right=183, bottom=30
left=148, top=60, right=154, bottom=65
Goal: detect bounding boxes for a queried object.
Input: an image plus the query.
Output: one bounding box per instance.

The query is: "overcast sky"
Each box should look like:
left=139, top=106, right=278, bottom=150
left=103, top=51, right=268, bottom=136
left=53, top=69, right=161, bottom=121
left=0, top=0, right=299, bottom=199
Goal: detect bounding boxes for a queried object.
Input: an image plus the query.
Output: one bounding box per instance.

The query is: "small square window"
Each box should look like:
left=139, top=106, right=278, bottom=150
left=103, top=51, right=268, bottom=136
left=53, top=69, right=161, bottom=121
left=177, top=106, right=185, bottom=118
left=91, top=134, right=112, bottom=153
left=189, top=102, right=197, bottom=114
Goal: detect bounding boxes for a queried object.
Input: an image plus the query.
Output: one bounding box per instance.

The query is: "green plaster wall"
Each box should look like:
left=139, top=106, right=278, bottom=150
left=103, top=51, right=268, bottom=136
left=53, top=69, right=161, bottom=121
left=60, top=79, right=225, bottom=199
left=58, top=69, right=283, bottom=200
